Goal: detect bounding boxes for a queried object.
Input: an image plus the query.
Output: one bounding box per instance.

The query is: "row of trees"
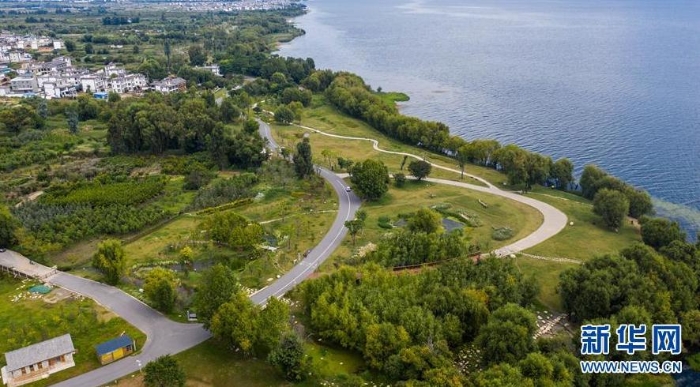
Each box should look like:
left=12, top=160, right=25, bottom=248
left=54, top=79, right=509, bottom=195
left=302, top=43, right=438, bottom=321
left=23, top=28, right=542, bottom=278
left=192, top=264, right=310, bottom=380
left=582, top=165, right=654, bottom=227
left=107, top=93, right=267, bottom=170
left=300, top=259, right=543, bottom=384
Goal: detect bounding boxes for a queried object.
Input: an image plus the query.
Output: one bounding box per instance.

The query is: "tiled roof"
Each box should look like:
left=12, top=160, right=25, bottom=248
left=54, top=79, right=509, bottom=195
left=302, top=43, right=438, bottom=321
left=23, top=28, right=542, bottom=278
left=95, top=335, right=133, bottom=356
left=4, top=334, right=75, bottom=372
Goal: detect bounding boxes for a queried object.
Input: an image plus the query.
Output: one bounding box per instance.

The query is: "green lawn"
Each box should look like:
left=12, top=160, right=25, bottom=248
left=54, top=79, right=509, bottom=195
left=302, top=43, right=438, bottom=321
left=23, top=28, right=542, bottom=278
left=171, top=339, right=368, bottom=387
left=321, top=179, right=543, bottom=271
left=0, top=276, right=145, bottom=387
left=514, top=257, right=579, bottom=311
left=288, top=96, right=508, bottom=185
left=523, top=186, right=641, bottom=261
left=271, top=122, right=486, bottom=185
left=120, top=179, right=338, bottom=290
left=174, top=340, right=290, bottom=387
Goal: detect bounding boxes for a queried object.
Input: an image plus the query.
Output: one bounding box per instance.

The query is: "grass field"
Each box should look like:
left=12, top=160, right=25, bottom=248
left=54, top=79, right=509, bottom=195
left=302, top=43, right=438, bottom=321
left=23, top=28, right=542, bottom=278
left=290, top=96, right=509, bottom=185
left=513, top=257, right=579, bottom=311
left=0, top=276, right=145, bottom=387
left=523, top=186, right=641, bottom=261
left=321, top=179, right=543, bottom=271
left=164, top=339, right=367, bottom=387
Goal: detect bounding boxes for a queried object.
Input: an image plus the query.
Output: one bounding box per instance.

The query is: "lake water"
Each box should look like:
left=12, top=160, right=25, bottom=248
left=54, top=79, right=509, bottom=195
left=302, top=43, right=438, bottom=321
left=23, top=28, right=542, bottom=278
left=277, top=0, right=700, bottom=237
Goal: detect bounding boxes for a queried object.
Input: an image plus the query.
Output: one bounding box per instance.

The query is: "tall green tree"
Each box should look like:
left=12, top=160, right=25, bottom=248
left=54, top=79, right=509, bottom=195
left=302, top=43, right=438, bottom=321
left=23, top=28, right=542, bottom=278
left=408, top=208, right=443, bottom=234
left=143, top=355, right=186, bottom=387
left=92, top=239, right=126, bottom=285
left=211, top=290, right=258, bottom=355
left=551, top=158, right=574, bottom=189
left=268, top=332, right=310, bottom=382
left=351, top=159, right=389, bottom=200
left=66, top=106, right=79, bottom=134
left=476, top=304, right=537, bottom=365
left=624, top=187, right=653, bottom=219
left=256, top=297, right=290, bottom=354
left=640, top=217, right=686, bottom=250
left=0, top=205, right=19, bottom=248
left=293, top=138, right=314, bottom=179
left=144, top=267, right=178, bottom=313
left=187, top=45, right=207, bottom=66
left=580, top=164, right=607, bottom=199
left=593, top=189, right=630, bottom=229
left=344, top=213, right=366, bottom=246
left=163, top=40, right=171, bottom=72
left=408, top=160, right=432, bottom=181
left=456, top=144, right=470, bottom=179
left=274, top=105, right=295, bottom=124
left=524, top=153, right=551, bottom=190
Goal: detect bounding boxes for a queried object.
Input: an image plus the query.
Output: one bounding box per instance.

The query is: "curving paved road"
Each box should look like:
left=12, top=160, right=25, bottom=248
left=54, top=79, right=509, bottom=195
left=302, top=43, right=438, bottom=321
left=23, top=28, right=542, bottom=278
left=39, top=119, right=359, bottom=387
left=252, top=119, right=362, bottom=304
left=287, top=122, right=568, bottom=257
left=36, top=116, right=563, bottom=386
left=49, top=273, right=210, bottom=387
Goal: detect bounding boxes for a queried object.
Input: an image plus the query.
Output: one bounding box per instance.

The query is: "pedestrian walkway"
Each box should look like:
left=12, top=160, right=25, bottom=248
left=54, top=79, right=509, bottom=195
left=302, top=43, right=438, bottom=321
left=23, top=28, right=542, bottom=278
left=0, top=250, right=56, bottom=280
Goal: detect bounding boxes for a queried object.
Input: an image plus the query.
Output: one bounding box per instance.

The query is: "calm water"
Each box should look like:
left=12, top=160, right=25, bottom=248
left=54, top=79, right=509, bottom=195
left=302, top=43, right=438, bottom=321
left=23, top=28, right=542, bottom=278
left=278, top=0, right=700, bottom=237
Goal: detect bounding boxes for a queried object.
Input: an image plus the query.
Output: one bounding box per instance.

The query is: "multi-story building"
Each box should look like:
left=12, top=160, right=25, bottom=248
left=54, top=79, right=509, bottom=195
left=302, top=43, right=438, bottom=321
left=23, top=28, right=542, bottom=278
left=10, top=75, right=38, bottom=93
left=153, top=76, right=187, bottom=94
left=108, top=73, right=148, bottom=94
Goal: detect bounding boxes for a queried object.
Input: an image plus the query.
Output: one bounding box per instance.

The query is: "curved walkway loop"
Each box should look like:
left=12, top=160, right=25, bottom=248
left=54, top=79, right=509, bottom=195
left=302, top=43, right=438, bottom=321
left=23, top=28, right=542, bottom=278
left=290, top=123, right=569, bottom=257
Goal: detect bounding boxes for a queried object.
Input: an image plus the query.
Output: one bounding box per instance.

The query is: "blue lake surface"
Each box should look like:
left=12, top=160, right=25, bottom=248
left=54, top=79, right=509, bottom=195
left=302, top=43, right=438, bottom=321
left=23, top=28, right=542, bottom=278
left=278, top=0, right=700, bottom=237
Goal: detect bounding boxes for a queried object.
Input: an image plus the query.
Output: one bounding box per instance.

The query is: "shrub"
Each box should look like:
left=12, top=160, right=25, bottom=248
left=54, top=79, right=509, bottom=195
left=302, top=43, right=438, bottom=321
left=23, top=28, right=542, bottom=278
left=492, top=227, right=514, bottom=241
left=377, top=216, right=393, bottom=229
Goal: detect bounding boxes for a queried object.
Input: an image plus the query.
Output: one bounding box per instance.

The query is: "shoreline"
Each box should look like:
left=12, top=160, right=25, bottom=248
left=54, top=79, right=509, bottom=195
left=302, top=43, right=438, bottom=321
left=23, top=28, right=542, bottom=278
left=276, top=7, right=700, bottom=239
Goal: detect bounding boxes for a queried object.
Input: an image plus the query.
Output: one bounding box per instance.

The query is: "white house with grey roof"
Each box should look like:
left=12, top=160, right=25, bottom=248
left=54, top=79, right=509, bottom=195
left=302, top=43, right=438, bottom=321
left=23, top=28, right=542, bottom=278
left=1, top=334, right=76, bottom=387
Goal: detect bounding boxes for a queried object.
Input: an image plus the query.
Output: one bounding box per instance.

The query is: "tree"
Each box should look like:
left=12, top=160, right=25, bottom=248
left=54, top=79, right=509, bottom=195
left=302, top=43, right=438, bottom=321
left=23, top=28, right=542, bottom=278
left=624, top=187, right=653, bottom=219
left=163, top=40, right=171, bottom=72
left=143, top=267, right=178, bottom=313
left=220, top=98, right=240, bottom=123
left=681, top=310, right=700, bottom=349
left=0, top=205, right=19, bottom=248
left=243, top=118, right=259, bottom=135
left=211, top=292, right=288, bottom=356
left=293, top=138, right=314, bottom=179
left=64, top=40, right=75, bottom=52
left=66, top=106, right=79, bottom=134
left=524, top=153, right=551, bottom=190
left=640, top=217, right=686, bottom=250
left=394, top=173, right=406, bottom=187
left=551, top=158, right=574, bottom=190
left=337, top=157, right=354, bottom=172
left=344, top=218, right=364, bottom=246
left=143, top=355, right=186, bottom=387
left=408, top=208, right=442, bottom=234
left=518, top=352, right=554, bottom=382
left=84, top=43, right=94, bottom=54
left=274, top=105, right=295, bottom=124
left=456, top=144, right=470, bottom=179
left=188, top=45, right=207, bottom=66
left=92, top=239, right=126, bottom=285
left=255, top=297, right=290, bottom=354
left=108, top=91, right=121, bottom=103
left=408, top=160, right=432, bottom=181
left=288, top=101, right=303, bottom=122
left=0, top=105, right=42, bottom=133
left=476, top=303, right=537, bottom=365
left=593, top=188, right=629, bottom=229
left=350, top=159, right=389, bottom=200
left=580, top=165, right=607, bottom=199
left=268, top=332, right=310, bottom=382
